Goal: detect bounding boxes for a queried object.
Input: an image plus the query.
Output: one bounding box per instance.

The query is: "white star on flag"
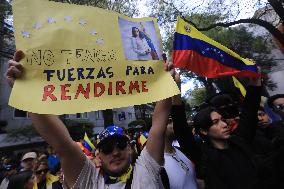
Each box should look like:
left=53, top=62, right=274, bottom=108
left=90, top=29, right=98, bottom=36
left=96, top=38, right=104, bottom=45
left=47, top=17, right=56, bottom=24
left=64, top=16, right=72, bottom=22
left=33, top=22, right=42, bottom=30
left=21, top=31, right=30, bottom=38
left=79, top=19, right=87, bottom=26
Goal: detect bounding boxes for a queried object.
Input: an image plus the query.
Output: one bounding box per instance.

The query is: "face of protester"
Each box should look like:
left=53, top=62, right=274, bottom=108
left=98, top=139, right=131, bottom=177
left=258, top=110, right=270, bottom=127
left=35, top=164, right=49, bottom=183
left=22, top=158, right=36, bottom=171
left=201, top=111, right=231, bottom=141
left=273, top=97, right=284, bottom=118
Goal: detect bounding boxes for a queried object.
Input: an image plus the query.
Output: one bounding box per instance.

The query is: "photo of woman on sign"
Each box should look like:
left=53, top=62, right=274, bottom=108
left=131, top=26, right=152, bottom=60
left=119, top=17, right=162, bottom=61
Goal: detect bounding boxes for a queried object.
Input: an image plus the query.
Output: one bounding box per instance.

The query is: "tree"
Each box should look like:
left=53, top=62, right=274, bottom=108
left=186, top=87, right=207, bottom=107
left=0, top=0, right=14, bottom=59
left=152, top=9, right=277, bottom=96
left=147, top=0, right=284, bottom=48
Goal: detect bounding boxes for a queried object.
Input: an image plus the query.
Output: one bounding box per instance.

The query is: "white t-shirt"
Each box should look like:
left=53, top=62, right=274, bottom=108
left=164, top=148, right=198, bottom=189
left=71, top=148, right=164, bottom=189
left=0, top=178, right=9, bottom=189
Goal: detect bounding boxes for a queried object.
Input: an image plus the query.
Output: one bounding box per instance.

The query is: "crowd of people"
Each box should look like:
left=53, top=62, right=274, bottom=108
left=0, top=147, right=63, bottom=189
left=2, top=22, right=284, bottom=188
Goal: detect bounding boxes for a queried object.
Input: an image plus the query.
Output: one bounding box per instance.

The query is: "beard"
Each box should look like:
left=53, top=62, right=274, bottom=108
left=102, top=160, right=131, bottom=177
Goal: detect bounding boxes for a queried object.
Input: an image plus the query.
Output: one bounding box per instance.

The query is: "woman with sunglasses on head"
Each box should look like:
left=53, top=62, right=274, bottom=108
left=33, top=161, right=62, bottom=189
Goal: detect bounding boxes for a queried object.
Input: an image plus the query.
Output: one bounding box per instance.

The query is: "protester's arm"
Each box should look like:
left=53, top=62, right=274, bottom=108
left=233, top=77, right=262, bottom=143
left=30, top=114, right=85, bottom=187
left=5, top=51, right=85, bottom=188
left=172, top=94, right=201, bottom=164
left=146, top=98, right=172, bottom=165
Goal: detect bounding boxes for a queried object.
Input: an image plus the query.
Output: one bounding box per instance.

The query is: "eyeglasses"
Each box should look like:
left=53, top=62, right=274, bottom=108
left=35, top=168, right=49, bottom=175
left=274, top=104, right=284, bottom=110
left=99, top=138, right=128, bottom=155
left=171, top=155, right=189, bottom=172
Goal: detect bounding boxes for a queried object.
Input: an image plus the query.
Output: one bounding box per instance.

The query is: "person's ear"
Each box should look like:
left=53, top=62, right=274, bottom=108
left=199, top=128, right=208, bottom=136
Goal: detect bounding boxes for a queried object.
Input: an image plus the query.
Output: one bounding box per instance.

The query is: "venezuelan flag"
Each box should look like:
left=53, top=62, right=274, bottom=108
left=83, top=133, right=95, bottom=154
left=173, top=17, right=260, bottom=78
left=232, top=76, right=246, bottom=97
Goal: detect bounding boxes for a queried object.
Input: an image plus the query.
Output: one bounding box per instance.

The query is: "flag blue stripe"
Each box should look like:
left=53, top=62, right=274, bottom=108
left=83, top=141, right=93, bottom=152
left=173, top=32, right=258, bottom=72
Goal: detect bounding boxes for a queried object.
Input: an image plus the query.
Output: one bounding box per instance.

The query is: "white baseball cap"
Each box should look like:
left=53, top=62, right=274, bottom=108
left=21, top=152, right=37, bottom=161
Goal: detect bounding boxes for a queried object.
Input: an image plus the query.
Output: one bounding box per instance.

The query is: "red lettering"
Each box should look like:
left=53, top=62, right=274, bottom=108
left=42, top=85, right=57, bottom=101
left=129, top=81, right=140, bottom=94
left=94, top=82, right=105, bottom=97
left=141, top=81, right=148, bottom=92
left=61, top=84, right=71, bottom=100
left=108, top=82, right=113, bottom=95
left=116, top=81, right=126, bottom=95
left=75, top=83, right=90, bottom=99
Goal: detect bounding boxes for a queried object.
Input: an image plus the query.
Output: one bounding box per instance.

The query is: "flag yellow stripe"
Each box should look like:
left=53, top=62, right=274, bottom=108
left=176, top=17, right=255, bottom=66
left=232, top=76, right=246, bottom=97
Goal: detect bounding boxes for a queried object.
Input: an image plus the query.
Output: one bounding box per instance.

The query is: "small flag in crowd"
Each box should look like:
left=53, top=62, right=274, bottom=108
left=83, top=132, right=95, bottom=156
left=172, top=17, right=260, bottom=78
left=232, top=76, right=246, bottom=97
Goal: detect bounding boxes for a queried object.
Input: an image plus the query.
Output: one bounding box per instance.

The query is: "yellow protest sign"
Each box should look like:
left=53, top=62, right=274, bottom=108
left=9, top=0, right=180, bottom=115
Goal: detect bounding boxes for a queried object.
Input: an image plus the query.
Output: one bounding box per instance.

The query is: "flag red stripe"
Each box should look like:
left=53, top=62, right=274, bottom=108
left=173, top=50, right=260, bottom=78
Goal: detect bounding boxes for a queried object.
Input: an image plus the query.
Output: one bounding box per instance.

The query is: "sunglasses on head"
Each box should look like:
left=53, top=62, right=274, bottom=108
left=99, top=138, right=128, bottom=155
left=35, top=168, right=49, bottom=175
left=274, top=104, right=284, bottom=110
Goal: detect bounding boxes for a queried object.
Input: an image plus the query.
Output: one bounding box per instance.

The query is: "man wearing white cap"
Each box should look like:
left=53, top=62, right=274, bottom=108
left=20, top=152, right=37, bottom=172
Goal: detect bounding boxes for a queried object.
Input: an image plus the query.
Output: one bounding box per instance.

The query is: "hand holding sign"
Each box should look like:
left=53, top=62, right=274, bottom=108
left=6, top=51, right=25, bottom=88
left=10, top=0, right=180, bottom=114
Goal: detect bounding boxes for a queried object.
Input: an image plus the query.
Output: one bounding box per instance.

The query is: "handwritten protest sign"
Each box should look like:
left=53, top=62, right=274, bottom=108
left=9, top=0, right=180, bottom=115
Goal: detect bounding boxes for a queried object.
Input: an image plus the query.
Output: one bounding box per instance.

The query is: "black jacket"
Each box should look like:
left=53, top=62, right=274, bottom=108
left=172, top=86, right=265, bottom=189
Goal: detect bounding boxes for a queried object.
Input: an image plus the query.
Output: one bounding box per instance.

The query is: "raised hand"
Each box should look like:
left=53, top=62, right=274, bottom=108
left=5, top=50, right=25, bottom=88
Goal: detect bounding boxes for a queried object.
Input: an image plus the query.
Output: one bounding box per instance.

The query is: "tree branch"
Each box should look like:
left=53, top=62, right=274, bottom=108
left=182, top=17, right=284, bottom=47
left=268, top=0, right=284, bottom=21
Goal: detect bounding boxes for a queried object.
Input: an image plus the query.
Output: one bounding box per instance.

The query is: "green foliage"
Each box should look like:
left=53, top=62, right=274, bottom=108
left=186, top=87, right=207, bottom=107
left=128, top=117, right=152, bottom=131
left=128, top=119, right=146, bottom=128
left=0, top=0, right=12, bottom=17
left=6, top=125, right=39, bottom=142
left=63, top=119, right=94, bottom=141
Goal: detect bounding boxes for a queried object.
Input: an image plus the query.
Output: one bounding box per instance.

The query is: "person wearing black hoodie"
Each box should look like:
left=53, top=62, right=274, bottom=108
left=171, top=76, right=284, bottom=189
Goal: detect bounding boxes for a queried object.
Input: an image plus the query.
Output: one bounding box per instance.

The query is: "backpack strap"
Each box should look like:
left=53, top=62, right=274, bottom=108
left=160, top=167, right=170, bottom=189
